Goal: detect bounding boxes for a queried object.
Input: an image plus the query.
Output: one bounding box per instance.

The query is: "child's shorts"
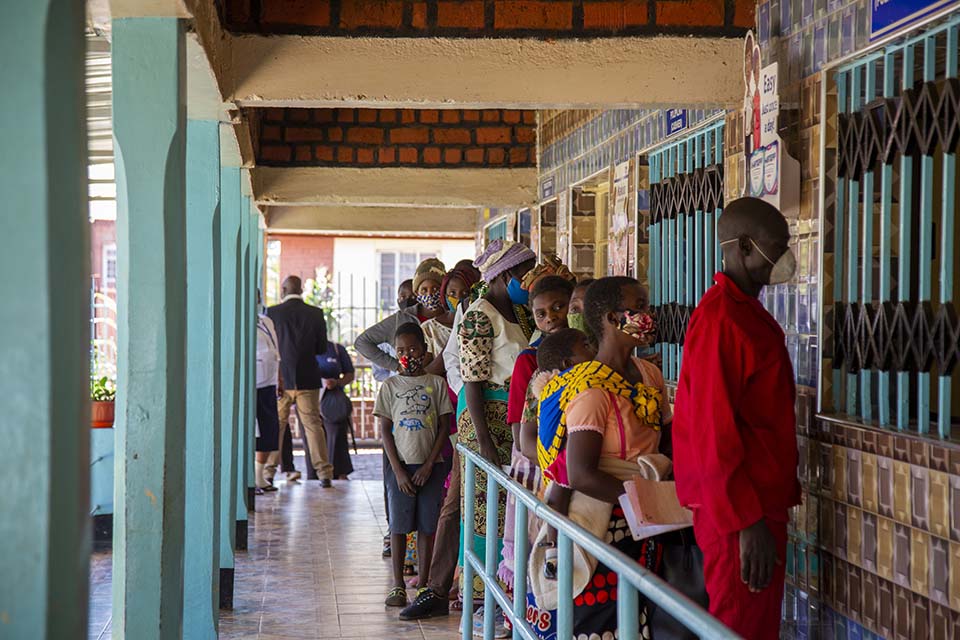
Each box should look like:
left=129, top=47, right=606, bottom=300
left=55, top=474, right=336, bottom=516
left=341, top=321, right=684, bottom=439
left=384, top=461, right=446, bottom=536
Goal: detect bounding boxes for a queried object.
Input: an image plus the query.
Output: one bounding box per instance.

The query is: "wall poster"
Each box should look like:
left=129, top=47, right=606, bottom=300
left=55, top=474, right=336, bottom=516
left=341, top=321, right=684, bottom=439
left=609, top=160, right=633, bottom=275
left=556, top=190, right=570, bottom=265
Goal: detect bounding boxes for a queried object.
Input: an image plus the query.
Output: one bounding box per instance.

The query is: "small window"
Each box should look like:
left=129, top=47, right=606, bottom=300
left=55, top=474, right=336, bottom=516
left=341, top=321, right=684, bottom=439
left=102, top=243, right=117, bottom=290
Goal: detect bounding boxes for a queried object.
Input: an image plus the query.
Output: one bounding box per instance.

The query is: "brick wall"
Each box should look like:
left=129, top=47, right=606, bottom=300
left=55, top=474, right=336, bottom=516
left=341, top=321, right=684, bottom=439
left=269, top=234, right=336, bottom=282
left=252, top=108, right=537, bottom=168
left=221, top=0, right=753, bottom=36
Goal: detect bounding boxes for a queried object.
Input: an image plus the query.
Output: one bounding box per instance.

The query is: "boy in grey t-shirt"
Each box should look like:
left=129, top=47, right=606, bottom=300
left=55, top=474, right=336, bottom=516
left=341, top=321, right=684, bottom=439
left=375, top=323, right=454, bottom=608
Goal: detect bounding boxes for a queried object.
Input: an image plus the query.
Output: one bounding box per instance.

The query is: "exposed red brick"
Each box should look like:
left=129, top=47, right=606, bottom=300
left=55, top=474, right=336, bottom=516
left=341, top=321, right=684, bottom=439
left=295, top=145, right=313, bottom=161
left=285, top=127, right=324, bottom=142
left=462, top=110, right=481, bottom=122
left=225, top=0, right=252, bottom=25
left=378, top=146, right=397, bottom=163
left=433, top=128, right=472, bottom=144
left=289, top=109, right=311, bottom=122
left=261, top=0, right=330, bottom=27
left=420, top=110, right=440, bottom=123
left=732, top=0, right=755, bottom=28
left=400, top=110, right=417, bottom=123
left=268, top=234, right=334, bottom=284
left=265, top=107, right=285, bottom=122
left=337, top=108, right=355, bottom=123
left=441, top=111, right=461, bottom=124
left=494, top=1, right=573, bottom=30
left=423, top=147, right=442, bottom=164
left=261, top=145, right=292, bottom=163
left=482, top=110, right=501, bottom=122
left=412, top=1, right=428, bottom=28
left=337, top=147, right=354, bottom=163
left=399, top=147, right=419, bottom=163
left=516, top=127, right=536, bottom=144
left=655, top=0, right=723, bottom=26
left=346, top=127, right=385, bottom=144
left=339, top=0, right=404, bottom=28
left=314, top=110, right=335, bottom=123
left=465, top=148, right=485, bottom=164
left=327, top=127, right=343, bottom=142
left=523, top=111, right=536, bottom=124
left=379, top=109, right=398, bottom=123
left=437, top=1, right=486, bottom=28
left=390, top=127, right=430, bottom=144
left=509, top=147, right=528, bottom=164
left=356, top=148, right=375, bottom=164
left=262, top=125, right=283, bottom=141
left=583, top=0, right=649, bottom=29
left=357, top=109, right=378, bottom=123
left=487, top=148, right=506, bottom=164
left=444, top=148, right=463, bottom=164
left=503, top=110, right=522, bottom=124
left=477, top=127, right=512, bottom=144
left=316, top=145, right=335, bottom=162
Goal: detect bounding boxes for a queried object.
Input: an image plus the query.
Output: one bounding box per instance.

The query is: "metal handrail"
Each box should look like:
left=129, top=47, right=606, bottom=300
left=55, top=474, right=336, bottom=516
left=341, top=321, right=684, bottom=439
left=458, top=443, right=739, bottom=640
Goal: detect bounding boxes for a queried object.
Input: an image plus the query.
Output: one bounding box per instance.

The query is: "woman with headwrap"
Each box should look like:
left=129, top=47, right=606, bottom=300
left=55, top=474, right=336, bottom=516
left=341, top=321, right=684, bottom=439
left=456, top=239, right=536, bottom=613
left=421, top=266, right=480, bottom=367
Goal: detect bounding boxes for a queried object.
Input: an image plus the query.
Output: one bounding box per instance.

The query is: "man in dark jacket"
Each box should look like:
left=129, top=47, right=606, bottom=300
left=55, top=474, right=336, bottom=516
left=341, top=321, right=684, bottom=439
left=265, top=276, right=334, bottom=487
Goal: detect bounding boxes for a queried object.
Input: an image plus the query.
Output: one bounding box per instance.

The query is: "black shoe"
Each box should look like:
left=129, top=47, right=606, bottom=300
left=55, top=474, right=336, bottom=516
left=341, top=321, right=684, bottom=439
left=382, top=535, right=392, bottom=558
left=399, top=588, right=449, bottom=620
left=319, top=478, right=332, bottom=488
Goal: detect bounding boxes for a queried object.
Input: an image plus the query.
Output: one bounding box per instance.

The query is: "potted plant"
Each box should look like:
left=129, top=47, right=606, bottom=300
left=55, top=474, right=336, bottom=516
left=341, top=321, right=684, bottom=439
left=90, top=376, right=116, bottom=428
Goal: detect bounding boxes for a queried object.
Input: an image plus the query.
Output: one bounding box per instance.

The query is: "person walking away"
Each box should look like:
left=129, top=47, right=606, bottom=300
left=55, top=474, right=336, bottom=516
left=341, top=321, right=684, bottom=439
left=316, top=341, right=356, bottom=480
left=255, top=300, right=281, bottom=494
left=377, top=323, right=454, bottom=607
left=457, top=240, right=536, bottom=635
left=672, top=197, right=801, bottom=640
left=266, top=276, right=335, bottom=487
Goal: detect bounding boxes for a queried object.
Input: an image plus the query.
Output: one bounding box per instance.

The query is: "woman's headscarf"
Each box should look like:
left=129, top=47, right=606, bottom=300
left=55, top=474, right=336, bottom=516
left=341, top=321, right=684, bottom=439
left=440, top=266, right=480, bottom=302
left=520, top=254, right=576, bottom=292
left=473, top=239, right=536, bottom=283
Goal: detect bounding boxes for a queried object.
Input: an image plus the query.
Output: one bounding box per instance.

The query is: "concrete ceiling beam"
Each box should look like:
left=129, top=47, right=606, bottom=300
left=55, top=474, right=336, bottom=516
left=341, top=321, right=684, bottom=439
left=224, top=35, right=744, bottom=109
left=266, top=206, right=477, bottom=237
left=252, top=167, right=537, bottom=208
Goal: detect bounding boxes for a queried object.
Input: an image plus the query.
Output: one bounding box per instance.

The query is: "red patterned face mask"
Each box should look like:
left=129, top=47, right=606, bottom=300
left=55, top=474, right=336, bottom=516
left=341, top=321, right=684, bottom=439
left=398, top=354, right=424, bottom=375
left=617, top=310, right=655, bottom=339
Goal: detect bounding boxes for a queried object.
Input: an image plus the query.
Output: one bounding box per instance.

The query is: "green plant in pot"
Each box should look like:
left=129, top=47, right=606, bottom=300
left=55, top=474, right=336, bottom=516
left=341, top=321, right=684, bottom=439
left=90, top=376, right=116, bottom=428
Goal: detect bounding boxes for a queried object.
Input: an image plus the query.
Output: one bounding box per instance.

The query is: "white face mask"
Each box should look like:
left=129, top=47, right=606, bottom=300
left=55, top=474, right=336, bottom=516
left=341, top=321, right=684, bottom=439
left=720, top=238, right=796, bottom=285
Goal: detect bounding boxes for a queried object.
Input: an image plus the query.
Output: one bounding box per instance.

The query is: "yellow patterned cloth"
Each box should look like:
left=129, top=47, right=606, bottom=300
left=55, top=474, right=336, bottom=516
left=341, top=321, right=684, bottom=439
left=536, top=361, right=661, bottom=485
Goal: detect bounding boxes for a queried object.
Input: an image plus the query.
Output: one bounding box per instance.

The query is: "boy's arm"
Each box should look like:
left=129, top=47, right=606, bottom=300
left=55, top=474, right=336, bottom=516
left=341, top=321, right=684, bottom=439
left=379, top=416, right=404, bottom=474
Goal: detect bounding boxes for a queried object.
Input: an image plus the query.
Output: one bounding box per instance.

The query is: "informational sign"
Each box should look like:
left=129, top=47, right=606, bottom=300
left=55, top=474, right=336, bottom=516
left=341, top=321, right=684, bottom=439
left=741, top=32, right=800, bottom=217
left=663, top=109, right=688, bottom=138
left=872, top=0, right=960, bottom=40
left=540, top=176, right=555, bottom=200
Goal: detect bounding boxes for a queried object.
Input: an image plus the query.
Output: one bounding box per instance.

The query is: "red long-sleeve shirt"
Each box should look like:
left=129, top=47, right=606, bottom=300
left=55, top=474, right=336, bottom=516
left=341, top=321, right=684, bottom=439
left=673, top=273, right=801, bottom=546
left=507, top=350, right=538, bottom=424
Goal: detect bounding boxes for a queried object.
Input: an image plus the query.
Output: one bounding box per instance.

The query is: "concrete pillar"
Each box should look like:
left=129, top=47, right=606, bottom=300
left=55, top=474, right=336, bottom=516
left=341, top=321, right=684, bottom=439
left=235, top=195, right=251, bottom=548
left=183, top=119, right=222, bottom=638
left=0, top=2, right=88, bottom=636
left=111, top=17, right=187, bottom=639
left=218, top=165, right=241, bottom=609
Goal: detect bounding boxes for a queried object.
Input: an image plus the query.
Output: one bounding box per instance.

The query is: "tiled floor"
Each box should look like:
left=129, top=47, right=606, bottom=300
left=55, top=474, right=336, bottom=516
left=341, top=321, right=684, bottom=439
left=88, top=449, right=462, bottom=640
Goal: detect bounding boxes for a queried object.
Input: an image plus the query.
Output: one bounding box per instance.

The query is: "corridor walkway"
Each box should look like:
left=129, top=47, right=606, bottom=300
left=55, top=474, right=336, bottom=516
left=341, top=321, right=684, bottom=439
left=89, top=460, right=462, bottom=640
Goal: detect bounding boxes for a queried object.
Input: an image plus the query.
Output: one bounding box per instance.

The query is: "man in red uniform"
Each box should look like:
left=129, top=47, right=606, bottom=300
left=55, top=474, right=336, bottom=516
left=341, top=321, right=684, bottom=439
left=672, top=197, right=801, bottom=640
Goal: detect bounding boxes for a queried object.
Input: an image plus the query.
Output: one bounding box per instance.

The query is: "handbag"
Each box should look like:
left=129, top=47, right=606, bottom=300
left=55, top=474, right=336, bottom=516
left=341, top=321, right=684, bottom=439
left=649, top=527, right=709, bottom=639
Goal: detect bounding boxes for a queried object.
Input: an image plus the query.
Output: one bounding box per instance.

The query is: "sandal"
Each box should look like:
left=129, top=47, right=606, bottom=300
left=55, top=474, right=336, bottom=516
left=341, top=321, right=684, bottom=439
left=450, top=599, right=464, bottom=612
left=385, top=586, right=408, bottom=607
left=382, top=535, right=391, bottom=559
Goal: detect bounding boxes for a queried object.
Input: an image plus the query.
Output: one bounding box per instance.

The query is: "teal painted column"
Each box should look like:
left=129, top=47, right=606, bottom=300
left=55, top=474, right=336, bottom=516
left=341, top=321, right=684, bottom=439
left=112, top=17, right=187, bottom=639
left=183, top=120, right=222, bottom=638
left=218, top=165, right=241, bottom=608
left=245, top=202, right=258, bottom=504
left=0, top=2, right=88, bottom=636
left=234, top=194, right=251, bottom=546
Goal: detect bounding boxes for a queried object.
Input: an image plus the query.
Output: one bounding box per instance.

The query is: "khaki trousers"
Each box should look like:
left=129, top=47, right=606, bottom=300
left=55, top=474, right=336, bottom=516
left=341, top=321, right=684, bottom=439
left=266, top=389, right=333, bottom=481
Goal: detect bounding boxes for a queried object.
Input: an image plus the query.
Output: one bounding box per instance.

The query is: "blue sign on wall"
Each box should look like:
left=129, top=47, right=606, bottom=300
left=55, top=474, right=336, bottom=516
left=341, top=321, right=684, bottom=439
left=540, top=176, right=555, bottom=200
left=664, top=109, right=688, bottom=137
left=872, top=0, right=960, bottom=39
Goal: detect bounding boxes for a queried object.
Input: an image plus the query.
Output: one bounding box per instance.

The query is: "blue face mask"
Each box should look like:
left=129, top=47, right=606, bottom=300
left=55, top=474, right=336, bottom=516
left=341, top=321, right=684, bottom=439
left=506, top=277, right=529, bottom=305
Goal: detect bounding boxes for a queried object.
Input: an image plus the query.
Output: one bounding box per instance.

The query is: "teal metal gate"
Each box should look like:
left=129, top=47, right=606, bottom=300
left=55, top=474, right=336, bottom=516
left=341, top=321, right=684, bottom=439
left=647, top=119, right=726, bottom=382
left=831, top=16, right=960, bottom=438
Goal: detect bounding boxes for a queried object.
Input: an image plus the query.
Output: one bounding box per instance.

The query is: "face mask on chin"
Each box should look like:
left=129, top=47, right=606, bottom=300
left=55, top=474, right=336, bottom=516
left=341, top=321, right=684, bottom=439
left=720, top=237, right=797, bottom=285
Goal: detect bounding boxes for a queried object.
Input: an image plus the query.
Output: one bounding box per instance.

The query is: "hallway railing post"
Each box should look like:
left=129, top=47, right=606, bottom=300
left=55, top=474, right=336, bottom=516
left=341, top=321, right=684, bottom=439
left=462, top=456, right=477, bottom=640
left=112, top=17, right=188, bottom=639
left=0, top=2, right=88, bottom=636
left=218, top=164, right=242, bottom=608
left=183, top=118, right=222, bottom=638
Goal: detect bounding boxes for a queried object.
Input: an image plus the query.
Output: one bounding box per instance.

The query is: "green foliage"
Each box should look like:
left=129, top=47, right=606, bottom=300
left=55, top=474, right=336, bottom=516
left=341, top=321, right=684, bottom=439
left=302, top=266, right=340, bottom=334
left=91, top=376, right=116, bottom=402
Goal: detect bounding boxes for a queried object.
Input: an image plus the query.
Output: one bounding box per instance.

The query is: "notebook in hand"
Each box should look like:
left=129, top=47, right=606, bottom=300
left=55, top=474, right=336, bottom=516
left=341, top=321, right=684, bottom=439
left=618, top=477, right=693, bottom=540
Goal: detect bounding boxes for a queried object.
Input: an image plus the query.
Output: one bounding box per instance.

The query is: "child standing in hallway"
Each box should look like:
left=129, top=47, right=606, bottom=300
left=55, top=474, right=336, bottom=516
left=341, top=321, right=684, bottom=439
left=376, top=323, right=454, bottom=608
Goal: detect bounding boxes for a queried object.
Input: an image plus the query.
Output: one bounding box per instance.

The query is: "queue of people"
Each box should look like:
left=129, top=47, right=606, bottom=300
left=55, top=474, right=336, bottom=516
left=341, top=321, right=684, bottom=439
left=355, top=196, right=800, bottom=640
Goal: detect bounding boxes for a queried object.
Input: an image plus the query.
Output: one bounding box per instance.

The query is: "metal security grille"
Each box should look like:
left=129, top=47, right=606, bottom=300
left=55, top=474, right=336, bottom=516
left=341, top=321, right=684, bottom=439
left=832, top=16, right=960, bottom=438
left=648, top=119, right=725, bottom=382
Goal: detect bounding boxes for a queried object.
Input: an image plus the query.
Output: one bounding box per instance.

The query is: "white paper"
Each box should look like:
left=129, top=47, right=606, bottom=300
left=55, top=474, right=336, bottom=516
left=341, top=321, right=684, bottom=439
left=618, top=494, right=691, bottom=541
